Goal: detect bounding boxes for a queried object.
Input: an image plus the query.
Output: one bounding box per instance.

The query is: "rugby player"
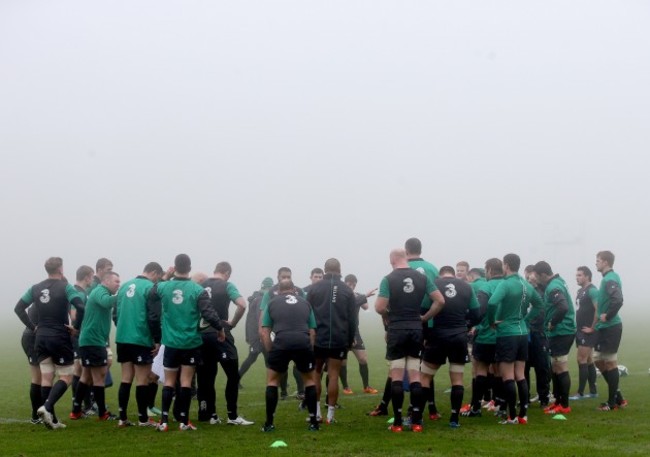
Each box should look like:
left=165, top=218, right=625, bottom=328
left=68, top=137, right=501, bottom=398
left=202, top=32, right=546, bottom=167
left=14, top=257, right=86, bottom=430
left=488, top=254, right=543, bottom=425
left=375, top=248, right=444, bottom=433
left=261, top=279, right=319, bottom=432
left=594, top=251, right=626, bottom=411
left=570, top=266, right=599, bottom=400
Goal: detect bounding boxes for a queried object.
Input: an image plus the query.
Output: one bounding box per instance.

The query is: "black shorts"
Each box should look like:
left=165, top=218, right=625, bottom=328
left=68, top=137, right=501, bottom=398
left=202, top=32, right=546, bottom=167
left=386, top=328, right=422, bottom=361
left=268, top=348, right=315, bottom=374
left=423, top=332, right=469, bottom=366
left=200, top=331, right=239, bottom=361
left=21, top=331, right=39, bottom=366
left=495, top=335, right=528, bottom=363
left=595, top=324, right=622, bottom=354
left=549, top=334, right=574, bottom=357
left=351, top=330, right=365, bottom=351
left=79, top=345, right=108, bottom=367
left=71, top=335, right=80, bottom=359
left=575, top=331, right=597, bottom=349
left=35, top=332, right=75, bottom=366
left=472, top=342, right=496, bottom=364
left=314, top=346, right=348, bottom=361
left=117, top=343, right=155, bottom=365
left=163, top=346, right=202, bottom=369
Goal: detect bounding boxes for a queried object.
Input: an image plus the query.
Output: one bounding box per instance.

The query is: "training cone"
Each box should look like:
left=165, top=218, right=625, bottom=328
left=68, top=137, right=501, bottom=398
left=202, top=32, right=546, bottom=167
left=387, top=417, right=394, bottom=424
left=552, top=414, right=567, bottom=420
left=270, top=441, right=288, bottom=448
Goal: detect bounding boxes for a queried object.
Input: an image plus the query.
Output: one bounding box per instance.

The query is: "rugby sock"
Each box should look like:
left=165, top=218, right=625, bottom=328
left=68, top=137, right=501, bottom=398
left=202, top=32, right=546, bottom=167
left=606, top=369, right=619, bottom=406
left=265, top=386, right=278, bottom=426
left=118, top=382, right=132, bottom=421
left=73, top=382, right=90, bottom=413
left=577, top=363, right=588, bottom=396
left=557, top=371, right=570, bottom=407
left=551, top=373, right=559, bottom=405
left=30, top=383, right=42, bottom=420
left=504, top=379, right=516, bottom=419
left=494, top=377, right=506, bottom=410
left=293, top=365, right=304, bottom=395
left=450, top=385, right=464, bottom=424
left=327, top=405, right=336, bottom=422
left=45, top=380, right=68, bottom=412
left=380, top=377, right=392, bottom=409
left=409, top=382, right=423, bottom=423
left=428, top=378, right=438, bottom=414
left=305, top=385, right=318, bottom=425
left=41, top=386, right=52, bottom=412
left=587, top=364, right=598, bottom=395
left=71, top=375, right=80, bottom=398
left=148, top=382, right=159, bottom=408
left=472, top=375, right=487, bottom=411
left=279, top=372, right=288, bottom=396
left=360, top=363, right=369, bottom=388
left=93, top=385, right=107, bottom=416
left=421, top=386, right=431, bottom=415
left=136, top=385, right=149, bottom=423
left=486, top=373, right=495, bottom=402
left=391, top=381, right=404, bottom=426
left=516, top=379, right=529, bottom=418
left=161, top=386, right=174, bottom=424
left=340, top=365, right=349, bottom=390
left=179, top=387, right=192, bottom=425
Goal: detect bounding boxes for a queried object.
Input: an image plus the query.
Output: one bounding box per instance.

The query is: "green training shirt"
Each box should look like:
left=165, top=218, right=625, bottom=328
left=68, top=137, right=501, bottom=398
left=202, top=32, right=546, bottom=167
left=474, top=277, right=504, bottom=345
left=543, top=275, right=576, bottom=337
left=156, top=278, right=208, bottom=349
left=79, top=285, right=117, bottom=347
left=488, top=274, right=543, bottom=337
left=595, top=270, right=623, bottom=330
left=116, top=276, right=156, bottom=347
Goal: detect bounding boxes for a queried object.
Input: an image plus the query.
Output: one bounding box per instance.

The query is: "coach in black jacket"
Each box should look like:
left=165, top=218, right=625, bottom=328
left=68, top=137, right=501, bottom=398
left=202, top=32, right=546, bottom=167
left=305, top=258, right=357, bottom=423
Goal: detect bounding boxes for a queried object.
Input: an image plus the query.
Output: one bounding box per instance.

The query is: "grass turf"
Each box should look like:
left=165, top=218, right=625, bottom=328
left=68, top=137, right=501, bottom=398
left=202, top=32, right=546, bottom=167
left=0, top=321, right=649, bottom=457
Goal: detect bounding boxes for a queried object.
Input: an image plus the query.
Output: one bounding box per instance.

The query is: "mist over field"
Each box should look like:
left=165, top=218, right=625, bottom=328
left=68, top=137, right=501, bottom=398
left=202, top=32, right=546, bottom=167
left=1, top=1, right=649, bottom=335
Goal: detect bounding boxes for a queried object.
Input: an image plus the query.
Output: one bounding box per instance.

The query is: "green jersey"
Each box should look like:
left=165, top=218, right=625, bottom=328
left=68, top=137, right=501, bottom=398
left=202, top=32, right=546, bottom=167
left=153, top=278, right=221, bottom=350
left=116, top=276, right=156, bottom=347
left=79, top=285, right=117, bottom=347
left=595, top=270, right=623, bottom=330
left=488, top=274, right=543, bottom=337
left=474, top=276, right=504, bottom=344
left=470, top=277, right=487, bottom=294
left=543, top=275, right=576, bottom=337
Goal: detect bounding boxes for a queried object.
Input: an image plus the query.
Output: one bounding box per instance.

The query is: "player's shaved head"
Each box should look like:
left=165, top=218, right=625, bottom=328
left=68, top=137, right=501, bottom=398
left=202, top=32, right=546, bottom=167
left=45, top=257, right=63, bottom=275
left=390, top=248, right=407, bottom=267
left=404, top=238, right=422, bottom=255
left=175, top=253, right=192, bottom=274
left=324, top=258, right=341, bottom=274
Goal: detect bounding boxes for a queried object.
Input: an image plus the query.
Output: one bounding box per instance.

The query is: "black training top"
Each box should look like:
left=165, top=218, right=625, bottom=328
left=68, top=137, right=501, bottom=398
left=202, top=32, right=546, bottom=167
left=306, top=273, right=357, bottom=349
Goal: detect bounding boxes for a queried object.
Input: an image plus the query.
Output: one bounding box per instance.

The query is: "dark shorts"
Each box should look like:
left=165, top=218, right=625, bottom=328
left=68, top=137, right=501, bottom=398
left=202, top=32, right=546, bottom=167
left=595, top=324, right=622, bottom=354
left=163, top=346, right=202, bottom=369
left=21, top=331, right=39, bottom=366
left=71, top=335, right=80, bottom=359
left=268, top=348, right=315, bottom=374
left=549, top=334, right=575, bottom=357
left=116, top=343, right=155, bottom=365
left=351, top=330, right=365, bottom=351
left=314, top=346, right=348, bottom=361
left=423, top=332, right=469, bottom=365
left=495, top=335, right=528, bottom=363
left=386, top=328, right=423, bottom=361
left=79, top=345, right=108, bottom=367
left=575, top=331, right=597, bottom=348
left=35, top=332, right=75, bottom=366
left=201, top=331, right=239, bottom=361
left=472, top=342, right=496, bottom=364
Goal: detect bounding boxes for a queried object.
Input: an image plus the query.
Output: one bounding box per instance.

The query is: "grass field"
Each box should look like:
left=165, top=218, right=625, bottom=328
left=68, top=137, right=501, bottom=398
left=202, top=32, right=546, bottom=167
left=1, top=319, right=649, bottom=457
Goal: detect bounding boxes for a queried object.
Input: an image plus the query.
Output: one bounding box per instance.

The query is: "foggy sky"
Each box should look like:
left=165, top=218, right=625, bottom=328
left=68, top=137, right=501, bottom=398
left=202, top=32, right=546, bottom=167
left=1, top=1, right=649, bottom=323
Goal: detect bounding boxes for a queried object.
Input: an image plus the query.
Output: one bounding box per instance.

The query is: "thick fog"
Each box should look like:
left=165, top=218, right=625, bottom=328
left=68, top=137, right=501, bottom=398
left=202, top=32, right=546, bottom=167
left=1, top=1, right=649, bottom=327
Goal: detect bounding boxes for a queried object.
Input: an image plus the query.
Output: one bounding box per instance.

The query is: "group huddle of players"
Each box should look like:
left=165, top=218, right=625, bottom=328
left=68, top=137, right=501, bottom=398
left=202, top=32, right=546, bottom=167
left=14, top=237, right=626, bottom=433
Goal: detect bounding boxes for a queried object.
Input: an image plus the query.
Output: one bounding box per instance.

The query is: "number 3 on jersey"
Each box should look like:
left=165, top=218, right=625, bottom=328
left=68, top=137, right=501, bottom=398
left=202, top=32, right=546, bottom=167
left=403, top=278, right=414, bottom=293
left=172, top=289, right=184, bottom=304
